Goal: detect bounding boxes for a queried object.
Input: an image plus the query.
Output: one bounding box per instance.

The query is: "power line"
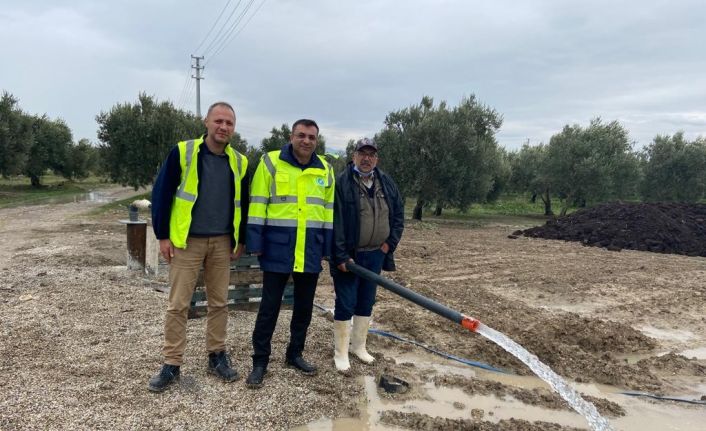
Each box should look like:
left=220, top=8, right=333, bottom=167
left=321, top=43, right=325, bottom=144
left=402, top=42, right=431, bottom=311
left=176, top=1, right=234, bottom=115
left=177, top=67, right=195, bottom=111
left=201, top=0, right=244, bottom=58
left=175, top=69, right=192, bottom=109
left=179, top=78, right=195, bottom=112
left=205, top=0, right=267, bottom=66
left=179, top=0, right=266, bottom=114
left=192, top=0, right=233, bottom=54
left=203, top=0, right=254, bottom=60
left=209, top=0, right=264, bottom=60
left=176, top=0, right=232, bottom=113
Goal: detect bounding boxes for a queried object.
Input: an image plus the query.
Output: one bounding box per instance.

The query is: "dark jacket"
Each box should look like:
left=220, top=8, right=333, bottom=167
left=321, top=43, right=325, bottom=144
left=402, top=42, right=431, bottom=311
left=332, top=163, right=404, bottom=272
left=151, top=137, right=250, bottom=249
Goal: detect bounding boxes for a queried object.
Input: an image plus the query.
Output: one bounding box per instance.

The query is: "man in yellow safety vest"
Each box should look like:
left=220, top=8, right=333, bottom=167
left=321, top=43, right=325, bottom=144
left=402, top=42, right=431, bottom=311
left=245, top=119, right=334, bottom=388
left=148, top=102, right=249, bottom=392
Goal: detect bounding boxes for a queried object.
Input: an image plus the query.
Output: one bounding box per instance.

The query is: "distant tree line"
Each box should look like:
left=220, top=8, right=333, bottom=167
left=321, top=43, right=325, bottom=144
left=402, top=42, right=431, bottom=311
left=377, top=98, right=706, bottom=219
left=0, top=91, right=99, bottom=186
left=3, top=90, right=705, bottom=216
left=507, top=121, right=706, bottom=216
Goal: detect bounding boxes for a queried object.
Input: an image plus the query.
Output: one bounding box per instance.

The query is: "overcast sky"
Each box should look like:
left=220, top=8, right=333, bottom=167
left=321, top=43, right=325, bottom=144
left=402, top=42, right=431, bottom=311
left=2, top=0, right=705, bottom=151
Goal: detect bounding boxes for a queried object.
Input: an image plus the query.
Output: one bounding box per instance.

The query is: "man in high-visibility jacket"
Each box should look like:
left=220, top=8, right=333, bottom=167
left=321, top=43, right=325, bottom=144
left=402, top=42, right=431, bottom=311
left=148, top=101, right=249, bottom=393
left=245, top=119, right=334, bottom=389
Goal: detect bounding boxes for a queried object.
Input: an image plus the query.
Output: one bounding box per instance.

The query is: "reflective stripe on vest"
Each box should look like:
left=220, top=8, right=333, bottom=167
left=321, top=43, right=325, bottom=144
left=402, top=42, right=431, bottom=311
left=248, top=150, right=334, bottom=271
left=175, top=140, right=197, bottom=202
left=168, top=138, right=247, bottom=249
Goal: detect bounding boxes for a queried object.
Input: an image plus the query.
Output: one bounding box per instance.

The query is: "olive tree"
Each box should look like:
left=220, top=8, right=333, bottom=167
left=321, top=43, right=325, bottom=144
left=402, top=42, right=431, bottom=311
left=96, top=93, right=235, bottom=189
left=641, top=132, right=706, bottom=202
left=376, top=95, right=503, bottom=220
left=545, top=118, right=640, bottom=215
left=509, top=143, right=554, bottom=215
left=24, top=116, right=74, bottom=186
left=0, top=92, right=32, bottom=178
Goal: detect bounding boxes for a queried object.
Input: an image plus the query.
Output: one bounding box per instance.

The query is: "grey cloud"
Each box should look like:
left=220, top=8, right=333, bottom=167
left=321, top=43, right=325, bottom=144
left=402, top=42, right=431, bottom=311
left=2, top=0, right=705, bottom=151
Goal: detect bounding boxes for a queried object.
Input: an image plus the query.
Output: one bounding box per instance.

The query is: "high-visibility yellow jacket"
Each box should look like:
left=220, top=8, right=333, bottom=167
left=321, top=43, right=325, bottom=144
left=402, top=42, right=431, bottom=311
left=168, top=137, right=247, bottom=249
left=247, top=144, right=334, bottom=273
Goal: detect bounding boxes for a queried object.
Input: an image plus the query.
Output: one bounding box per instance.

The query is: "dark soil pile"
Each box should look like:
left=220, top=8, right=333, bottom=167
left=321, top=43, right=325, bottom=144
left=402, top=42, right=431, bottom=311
left=516, top=202, right=706, bottom=256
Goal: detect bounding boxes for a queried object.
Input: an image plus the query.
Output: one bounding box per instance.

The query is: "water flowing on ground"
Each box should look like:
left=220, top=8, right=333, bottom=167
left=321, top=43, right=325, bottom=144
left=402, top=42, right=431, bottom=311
left=475, top=323, right=614, bottom=431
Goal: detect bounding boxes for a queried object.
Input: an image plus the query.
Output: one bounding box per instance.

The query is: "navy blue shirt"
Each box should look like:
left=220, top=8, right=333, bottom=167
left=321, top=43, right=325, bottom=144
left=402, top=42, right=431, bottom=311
left=151, top=137, right=250, bottom=247
left=283, top=143, right=322, bottom=170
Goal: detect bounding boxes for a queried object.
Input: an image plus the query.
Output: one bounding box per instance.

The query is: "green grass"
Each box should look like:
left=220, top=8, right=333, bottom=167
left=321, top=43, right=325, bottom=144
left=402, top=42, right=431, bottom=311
left=404, top=195, right=554, bottom=227
left=407, top=195, right=547, bottom=217
left=0, top=174, right=111, bottom=208
left=0, top=174, right=100, bottom=187
left=468, top=196, right=547, bottom=216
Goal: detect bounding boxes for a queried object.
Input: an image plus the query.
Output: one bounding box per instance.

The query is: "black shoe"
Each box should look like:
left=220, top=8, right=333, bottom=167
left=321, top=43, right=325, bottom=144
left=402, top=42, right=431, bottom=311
left=285, top=356, right=318, bottom=376
left=208, top=351, right=239, bottom=382
left=148, top=364, right=180, bottom=392
left=245, top=366, right=267, bottom=389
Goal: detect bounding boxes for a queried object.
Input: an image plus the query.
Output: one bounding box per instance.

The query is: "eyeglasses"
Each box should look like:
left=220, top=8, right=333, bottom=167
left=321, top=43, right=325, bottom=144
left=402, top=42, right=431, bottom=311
left=293, top=132, right=317, bottom=141
left=357, top=151, right=378, bottom=159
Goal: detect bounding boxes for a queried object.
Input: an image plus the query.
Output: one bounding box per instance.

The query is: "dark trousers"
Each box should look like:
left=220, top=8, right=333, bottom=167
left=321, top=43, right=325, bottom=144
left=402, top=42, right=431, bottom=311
left=333, top=249, right=386, bottom=321
left=251, top=271, right=319, bottom=367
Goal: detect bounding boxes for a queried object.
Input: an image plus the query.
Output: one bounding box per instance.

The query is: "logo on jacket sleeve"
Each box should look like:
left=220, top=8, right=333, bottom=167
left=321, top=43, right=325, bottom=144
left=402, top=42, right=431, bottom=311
left=316, top=178, right=325, bottom=186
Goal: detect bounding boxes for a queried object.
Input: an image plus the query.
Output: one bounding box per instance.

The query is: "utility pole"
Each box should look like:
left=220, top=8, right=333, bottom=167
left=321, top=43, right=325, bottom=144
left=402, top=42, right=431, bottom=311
left=191, top=55, right=204, bottom=117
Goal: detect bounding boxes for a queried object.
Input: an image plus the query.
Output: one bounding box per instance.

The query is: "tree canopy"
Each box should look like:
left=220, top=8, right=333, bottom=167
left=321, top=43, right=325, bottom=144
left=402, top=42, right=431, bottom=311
left=508, top=143, right=554, bottom=215
left=641, top=132, right=706, bottom=202
left=25, top=115, right=73, bottom=186
left=544, top=118, right=640, bottom=215
left=376, top=95, right=503, bottom=219
left=0, top=92, right=33, bottom=178
left=95, top=93, right=238, bottom=189
left=64, top=138, right=100, bottom=181
left=6, top=88, right=706, bottom=209
left=1, top=91, right=94, bottom=186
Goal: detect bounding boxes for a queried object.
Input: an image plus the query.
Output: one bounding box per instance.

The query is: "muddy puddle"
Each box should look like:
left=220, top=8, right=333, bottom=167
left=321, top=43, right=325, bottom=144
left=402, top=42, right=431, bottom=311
left=6, top=190, right=118, bottom=207
left=638, top=325, right=697, bottom=343
left=38, top=191, right=117, bottom=205
left=619, top=325, right=706, bottom=362
left=679, top=347, right=706, bottom=360
left=295, top=349, right=706, bottom=431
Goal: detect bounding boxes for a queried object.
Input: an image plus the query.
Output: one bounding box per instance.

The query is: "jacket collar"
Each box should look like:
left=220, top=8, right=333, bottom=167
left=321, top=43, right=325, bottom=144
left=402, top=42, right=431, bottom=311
left=348, top=162, right=379, bottom=178
left=279, top=143, right=324, bottom=169
left=198, top=134, right=230, bottom=156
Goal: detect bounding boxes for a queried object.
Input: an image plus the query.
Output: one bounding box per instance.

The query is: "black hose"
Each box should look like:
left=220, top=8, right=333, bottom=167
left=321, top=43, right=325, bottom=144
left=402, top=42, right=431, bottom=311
left=369, top=328, right=507, bottom=373
left=619, top=391, right=706, bottom=405
left=345, top=262, right=465, bottom=325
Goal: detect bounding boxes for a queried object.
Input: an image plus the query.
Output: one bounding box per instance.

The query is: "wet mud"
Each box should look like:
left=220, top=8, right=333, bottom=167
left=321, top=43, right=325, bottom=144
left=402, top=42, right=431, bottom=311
left=2, top=195, right=705, bottom=430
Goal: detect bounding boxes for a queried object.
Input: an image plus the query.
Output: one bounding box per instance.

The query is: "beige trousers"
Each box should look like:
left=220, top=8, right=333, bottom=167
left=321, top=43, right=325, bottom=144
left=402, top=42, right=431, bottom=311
left=163, top=235, right=231, bottom=366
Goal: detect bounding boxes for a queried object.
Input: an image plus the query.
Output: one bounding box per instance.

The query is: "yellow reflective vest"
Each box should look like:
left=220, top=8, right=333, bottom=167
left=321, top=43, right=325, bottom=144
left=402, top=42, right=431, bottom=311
left=247, top=145, right=334, bottom=273
left=168, top=137, right=247, bottom=249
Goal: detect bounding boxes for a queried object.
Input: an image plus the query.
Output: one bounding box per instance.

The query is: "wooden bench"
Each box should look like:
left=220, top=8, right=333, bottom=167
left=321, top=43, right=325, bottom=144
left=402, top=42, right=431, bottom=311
left=189, top=255, right=293, bottom=317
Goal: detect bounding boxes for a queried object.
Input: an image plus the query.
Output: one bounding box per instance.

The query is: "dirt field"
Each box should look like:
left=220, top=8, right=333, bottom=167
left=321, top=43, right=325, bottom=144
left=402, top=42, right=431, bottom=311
left=1, top=189, right=705, bottom=430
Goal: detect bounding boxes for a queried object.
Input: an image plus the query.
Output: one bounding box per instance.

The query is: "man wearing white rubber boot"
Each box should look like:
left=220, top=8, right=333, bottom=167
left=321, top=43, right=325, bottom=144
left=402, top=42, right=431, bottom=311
left=330, top=138, right=404, bottom=372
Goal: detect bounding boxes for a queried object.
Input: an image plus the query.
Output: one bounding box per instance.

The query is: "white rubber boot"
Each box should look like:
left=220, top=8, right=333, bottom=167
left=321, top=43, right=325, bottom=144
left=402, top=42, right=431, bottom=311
left=350, top=315, right=375, bottom=364
left=333, top=320, right=351, bottom=372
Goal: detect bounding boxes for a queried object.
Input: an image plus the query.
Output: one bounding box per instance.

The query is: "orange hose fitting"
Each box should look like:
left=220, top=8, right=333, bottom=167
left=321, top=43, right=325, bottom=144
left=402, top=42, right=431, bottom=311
left=461, top=315, right=480, bottom=332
